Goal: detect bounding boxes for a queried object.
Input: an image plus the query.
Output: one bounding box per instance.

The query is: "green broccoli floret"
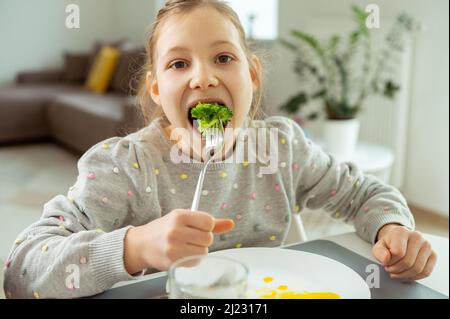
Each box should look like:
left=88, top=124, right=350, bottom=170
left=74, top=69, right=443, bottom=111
left=191, top=103, right=233, bottom=136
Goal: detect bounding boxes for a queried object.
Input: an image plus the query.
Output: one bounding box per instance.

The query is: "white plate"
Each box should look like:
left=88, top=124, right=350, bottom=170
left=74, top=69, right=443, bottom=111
left=211, top=247, right=371, bottom=299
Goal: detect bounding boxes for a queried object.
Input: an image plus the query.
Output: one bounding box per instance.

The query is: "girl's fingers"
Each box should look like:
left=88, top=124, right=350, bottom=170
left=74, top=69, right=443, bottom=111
left=185, top=243, right=209, bottom=256
left=165, top=243, right=208, bottom=269
left=372, top=238, right=391, bottom=265
left=181, top=227, right=214, bottom=247
left=411, top=251, right=438, bottom=281
left=386, top=232, right=423, bottom=272
left=172, top=243, right=208, bottom=260
left=213, top=219, right=235, bottom=234
left=390, top=241, right=432, bottom=279
left=173, top=244, right=209, bottom=267
left=182, top=211, right=215, bottom=232
left=177, top=211, right=234, bottom=234
left=384, top=229, right=409, bottom=266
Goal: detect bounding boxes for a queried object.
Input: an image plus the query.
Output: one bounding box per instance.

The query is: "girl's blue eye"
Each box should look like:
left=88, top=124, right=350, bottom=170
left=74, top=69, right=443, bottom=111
left=217, top=55, right=234, bottom=64
left=170, top=61, right=188, bottom=70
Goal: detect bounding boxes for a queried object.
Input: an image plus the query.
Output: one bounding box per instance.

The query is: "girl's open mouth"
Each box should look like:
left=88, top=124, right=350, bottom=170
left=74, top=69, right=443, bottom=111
left=187, top=104, right=231, bottom=134
left=187, top=107, right=200, bottom=132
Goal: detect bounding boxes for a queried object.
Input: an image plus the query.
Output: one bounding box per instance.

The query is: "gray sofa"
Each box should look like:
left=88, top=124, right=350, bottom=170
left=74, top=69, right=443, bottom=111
left=0, top=46, right=146, bottom=153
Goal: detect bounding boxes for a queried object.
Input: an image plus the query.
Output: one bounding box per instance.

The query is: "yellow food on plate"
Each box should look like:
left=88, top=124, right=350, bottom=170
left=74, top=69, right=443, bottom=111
left=256, top=276, right=340, bottom=299
left=263, top=276, right=274, bottom=283
left=256, top=287, right=340, bottom=299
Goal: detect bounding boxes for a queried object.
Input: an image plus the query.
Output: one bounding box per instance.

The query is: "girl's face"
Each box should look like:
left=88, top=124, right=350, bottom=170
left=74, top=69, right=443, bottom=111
left=147, top=7, right=260, bottom=160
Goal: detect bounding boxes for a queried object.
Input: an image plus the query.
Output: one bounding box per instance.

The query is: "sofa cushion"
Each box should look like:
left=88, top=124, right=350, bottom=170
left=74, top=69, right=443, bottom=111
left=16, top=70, right=64, bottom=84
left=47, top=92, right=137, bottom=152
left=88, top=40, right=125, bottom=71
left=111, top=47, right=146, bottom=95
left=85, top=46, right=121, bottom=93
left=0, top=84, right=83, bottom=143
left=63, top=52, right=90, bottom=83
left=51, top=92, right=130, bottom=120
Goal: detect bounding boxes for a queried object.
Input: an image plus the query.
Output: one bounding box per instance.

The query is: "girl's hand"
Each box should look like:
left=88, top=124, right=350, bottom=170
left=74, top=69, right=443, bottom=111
left=372, top=224, right=437, bottom=280
left=124, top=209, right=235, bottom=274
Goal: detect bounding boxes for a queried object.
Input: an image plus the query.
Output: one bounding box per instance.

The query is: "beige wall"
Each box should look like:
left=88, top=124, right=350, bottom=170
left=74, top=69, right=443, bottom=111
left=0, top=0, right=155, bottom=84
left=402, top=0, right=449, bottom=216
left=111, top=0, right=155, bottom=45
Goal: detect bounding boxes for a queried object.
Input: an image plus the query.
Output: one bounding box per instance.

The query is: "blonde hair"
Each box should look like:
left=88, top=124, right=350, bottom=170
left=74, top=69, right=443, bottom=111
left=135, top=0, right=265, bottom=125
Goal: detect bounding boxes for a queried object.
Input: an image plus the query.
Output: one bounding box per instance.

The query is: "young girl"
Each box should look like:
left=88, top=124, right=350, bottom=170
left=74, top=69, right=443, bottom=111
left=4, top=0, right=436, bottom=299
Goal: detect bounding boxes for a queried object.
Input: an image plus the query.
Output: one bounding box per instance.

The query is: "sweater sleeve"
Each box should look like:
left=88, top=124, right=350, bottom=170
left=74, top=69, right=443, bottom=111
left=3, top=137, right=157, bottom=299
left=271, top=116, right=415, bottom=244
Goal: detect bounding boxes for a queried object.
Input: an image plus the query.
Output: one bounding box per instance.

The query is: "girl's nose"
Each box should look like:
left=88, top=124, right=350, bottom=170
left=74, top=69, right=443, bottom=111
left=189, top=66, right=219, bottom=90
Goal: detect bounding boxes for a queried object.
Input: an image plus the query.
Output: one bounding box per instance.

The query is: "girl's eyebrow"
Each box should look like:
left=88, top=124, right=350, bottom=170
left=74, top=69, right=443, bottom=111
left=163, top=46, right=190, bottom=57
left=211, top=40, right=238, bottom=50
left=163, top=40, right=238, bottom=57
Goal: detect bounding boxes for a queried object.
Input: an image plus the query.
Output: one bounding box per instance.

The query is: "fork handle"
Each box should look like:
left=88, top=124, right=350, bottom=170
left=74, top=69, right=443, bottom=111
left=190, top=157, right=214, bottom=211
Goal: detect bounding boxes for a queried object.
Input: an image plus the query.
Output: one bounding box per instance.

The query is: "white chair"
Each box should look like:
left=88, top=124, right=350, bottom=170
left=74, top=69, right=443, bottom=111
left=284, top=213, right=308, bottom=245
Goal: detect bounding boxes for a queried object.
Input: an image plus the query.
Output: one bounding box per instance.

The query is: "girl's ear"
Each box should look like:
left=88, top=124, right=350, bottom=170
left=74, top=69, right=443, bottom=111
left=249, top=54, right=262, bottom=92
left=146, top=71, right=161, bottom=106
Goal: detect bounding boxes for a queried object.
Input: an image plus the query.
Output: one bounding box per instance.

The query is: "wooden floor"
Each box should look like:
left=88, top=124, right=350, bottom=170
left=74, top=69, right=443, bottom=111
left=410, top=204, right=449, bottom=238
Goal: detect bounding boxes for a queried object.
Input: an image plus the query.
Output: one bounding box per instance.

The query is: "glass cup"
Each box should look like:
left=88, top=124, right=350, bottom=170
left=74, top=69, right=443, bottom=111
left=167, top=255, right=249, bottom=299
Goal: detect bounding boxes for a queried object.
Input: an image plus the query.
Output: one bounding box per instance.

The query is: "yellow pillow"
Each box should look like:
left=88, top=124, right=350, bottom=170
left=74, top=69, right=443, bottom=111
left=85, top=46, right=120, bottom=93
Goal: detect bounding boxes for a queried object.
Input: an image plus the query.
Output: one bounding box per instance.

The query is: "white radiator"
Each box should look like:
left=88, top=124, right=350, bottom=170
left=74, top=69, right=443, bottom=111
left=358, top=44, right=414, bottom=189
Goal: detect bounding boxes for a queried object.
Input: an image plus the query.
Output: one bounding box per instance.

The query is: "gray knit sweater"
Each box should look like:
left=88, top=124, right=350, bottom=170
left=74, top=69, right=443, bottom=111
left=3, top=116, right=414, bottom=298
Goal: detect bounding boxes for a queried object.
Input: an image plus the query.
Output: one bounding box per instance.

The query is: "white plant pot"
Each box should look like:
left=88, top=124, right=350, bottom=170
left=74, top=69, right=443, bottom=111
left=323, top=119, right=360, bottom=160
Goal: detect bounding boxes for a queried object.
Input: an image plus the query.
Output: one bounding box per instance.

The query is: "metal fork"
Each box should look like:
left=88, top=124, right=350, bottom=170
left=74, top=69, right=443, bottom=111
left=190, top=121, right=225, bottom=211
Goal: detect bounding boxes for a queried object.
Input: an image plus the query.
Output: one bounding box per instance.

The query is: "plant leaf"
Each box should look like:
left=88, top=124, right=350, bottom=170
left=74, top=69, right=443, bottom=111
left=279, top=38, right=298, bottom=51
left=280, top=92, right=309, bottom=114
left=291, top=30, right=325, bottom=58
left=352, top=4, right=368, bottom=24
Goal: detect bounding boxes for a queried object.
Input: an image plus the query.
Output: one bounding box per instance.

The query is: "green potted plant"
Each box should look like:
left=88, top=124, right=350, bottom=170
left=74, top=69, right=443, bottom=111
left=279, top=5, right=418, bottom=159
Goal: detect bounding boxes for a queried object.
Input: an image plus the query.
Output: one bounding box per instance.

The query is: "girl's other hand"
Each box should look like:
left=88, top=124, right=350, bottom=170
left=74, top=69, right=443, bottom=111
left=372, top=224, right=437, bottom=280
left=124, top=209, right=235, bottom=274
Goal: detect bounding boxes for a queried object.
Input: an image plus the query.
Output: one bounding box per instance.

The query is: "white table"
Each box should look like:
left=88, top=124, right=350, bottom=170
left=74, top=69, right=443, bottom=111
left=111, top=232, right=448, bottom=298
left=323, top=232, right=449, bottom=296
